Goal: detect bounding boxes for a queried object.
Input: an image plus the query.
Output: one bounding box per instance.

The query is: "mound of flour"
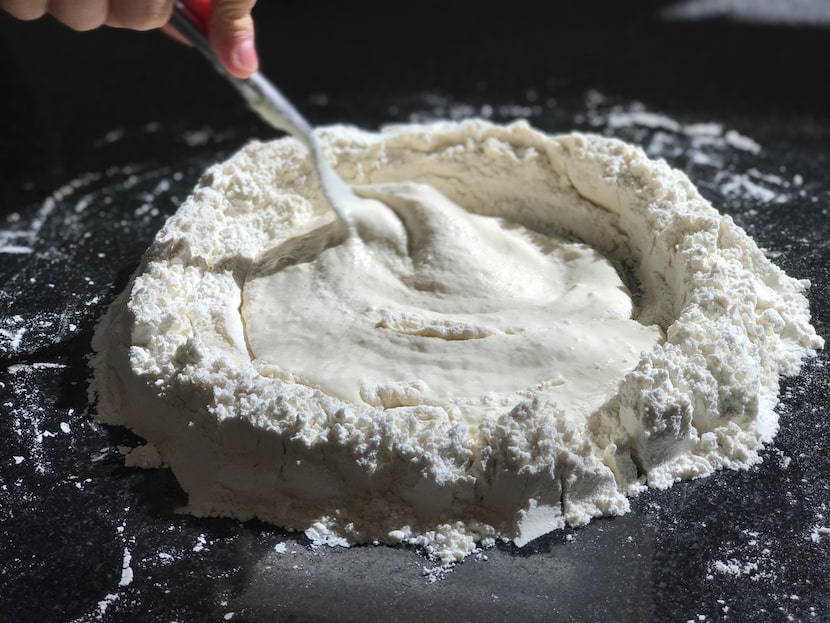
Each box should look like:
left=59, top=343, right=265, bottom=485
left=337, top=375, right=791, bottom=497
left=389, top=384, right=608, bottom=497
left=90, top=120, right=822, bottom=564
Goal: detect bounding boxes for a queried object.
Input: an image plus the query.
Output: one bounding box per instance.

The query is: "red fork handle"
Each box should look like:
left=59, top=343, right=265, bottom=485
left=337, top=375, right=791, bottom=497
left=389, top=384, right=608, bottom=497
left=176, top=0, right=211, bottom=34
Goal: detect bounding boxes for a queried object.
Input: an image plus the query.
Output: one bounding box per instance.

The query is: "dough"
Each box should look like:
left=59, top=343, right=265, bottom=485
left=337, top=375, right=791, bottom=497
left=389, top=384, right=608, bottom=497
left=90, top=120, right=823, bottom=563
left=243, top=182, right=661, bottom=423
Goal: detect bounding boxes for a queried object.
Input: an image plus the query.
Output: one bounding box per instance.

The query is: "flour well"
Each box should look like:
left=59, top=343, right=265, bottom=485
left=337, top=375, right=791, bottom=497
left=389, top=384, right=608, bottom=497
left=90, top=120, right=823, bottom=563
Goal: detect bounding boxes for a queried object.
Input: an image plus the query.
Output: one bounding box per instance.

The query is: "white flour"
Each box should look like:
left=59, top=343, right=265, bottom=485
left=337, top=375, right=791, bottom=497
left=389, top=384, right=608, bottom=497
left=90, top=120, right=823, bottom=564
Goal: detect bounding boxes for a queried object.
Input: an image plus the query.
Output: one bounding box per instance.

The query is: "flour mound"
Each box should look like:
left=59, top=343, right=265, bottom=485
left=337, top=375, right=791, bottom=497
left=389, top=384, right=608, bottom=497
left=90, top=120, right=823, bottom=564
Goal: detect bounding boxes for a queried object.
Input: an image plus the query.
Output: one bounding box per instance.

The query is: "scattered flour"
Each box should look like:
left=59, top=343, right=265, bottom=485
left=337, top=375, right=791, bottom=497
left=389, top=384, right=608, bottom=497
left=118, top=547, right=134, bottom=587
left=0, top=317, right=27, bottom=352
left=574, top=92, right=808, bottom=213
left=718, top=172, right=784, bottom=204
left=96, top=593, right=120, bottom=617
left=706, top=530, right=780, bottom=583
left=90, top=119, right=822, bottom=565
left=193, top=534, right=208, bottom=553
left=709, top=558, right=763, bottom=579
left=0, top=172, right=102, bottom=255
left=64, top=516, right=139, bottom=622
left=724, top=129, right=762, bottom=154
left=810, top=524, right=829, bottom=543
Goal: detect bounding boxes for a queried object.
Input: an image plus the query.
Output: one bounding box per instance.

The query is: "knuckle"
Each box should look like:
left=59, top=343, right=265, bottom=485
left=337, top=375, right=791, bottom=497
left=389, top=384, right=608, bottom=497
left=211, top=0, right=253, bottom=27
left=7, top=1, right=48, bottom=21
left=145, top=0, right=175, bottom=26
left=110, top=0, right=173, bottom=30
left=44, top=0, right=105, bottom=31
left=70, top=16, right=107, bottom=32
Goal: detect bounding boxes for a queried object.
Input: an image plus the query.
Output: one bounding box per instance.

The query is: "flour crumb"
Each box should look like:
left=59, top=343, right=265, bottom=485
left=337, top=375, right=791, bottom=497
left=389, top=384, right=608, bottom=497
left=809, top=525, right=829, bottom=543
left=193, top=534, right=208, bottom=552
left=118, top=547, right=134, bottom=587
left=725, top=129, right=762, bottom=154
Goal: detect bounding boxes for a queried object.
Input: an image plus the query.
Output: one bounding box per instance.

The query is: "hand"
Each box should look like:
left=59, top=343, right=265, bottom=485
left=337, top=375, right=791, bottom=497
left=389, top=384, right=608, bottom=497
left=0, top=0, right=258, bottom=78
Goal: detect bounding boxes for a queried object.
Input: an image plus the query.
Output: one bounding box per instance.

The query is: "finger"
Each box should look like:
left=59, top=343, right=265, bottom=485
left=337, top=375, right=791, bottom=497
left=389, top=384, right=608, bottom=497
left=106, top=0, right=174, bottom=31
left=3, top=0, right=48, bottom=20
left=2, top=0, right=48, bottom=21
left=3, top=0, right=49, bottom=20
left=210, top=0, right=258, bottom=79
left=46, top=0, right=109, bottom=31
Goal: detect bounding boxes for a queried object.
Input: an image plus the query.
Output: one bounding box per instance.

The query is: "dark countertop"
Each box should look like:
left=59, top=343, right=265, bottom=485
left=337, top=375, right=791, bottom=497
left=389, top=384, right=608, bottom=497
left=1, top=3, right=828, bottom=622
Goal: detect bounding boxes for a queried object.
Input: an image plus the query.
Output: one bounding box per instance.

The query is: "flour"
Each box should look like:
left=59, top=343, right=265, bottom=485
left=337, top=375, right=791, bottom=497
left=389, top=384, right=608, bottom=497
left=90, top=120, right=823, bottom=564
left=810, top=525, right=829, bottom=543
left=706, top=529, right=779, bottom=583
left=718, top=172, right=784, bottom=203
left=724, top=130, right=762, bottom=154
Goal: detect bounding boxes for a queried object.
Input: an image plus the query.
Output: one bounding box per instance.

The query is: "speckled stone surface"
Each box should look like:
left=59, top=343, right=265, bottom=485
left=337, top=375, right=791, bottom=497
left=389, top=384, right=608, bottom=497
left=1, top=3, right=828, bottom=622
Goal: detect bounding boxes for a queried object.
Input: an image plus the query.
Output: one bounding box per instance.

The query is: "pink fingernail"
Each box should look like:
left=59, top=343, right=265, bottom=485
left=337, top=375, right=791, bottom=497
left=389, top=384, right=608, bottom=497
left=233, top=40, right=259, bottom=74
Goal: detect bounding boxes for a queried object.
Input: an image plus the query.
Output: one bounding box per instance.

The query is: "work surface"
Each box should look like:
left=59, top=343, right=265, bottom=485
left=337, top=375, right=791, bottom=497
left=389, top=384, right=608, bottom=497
left=1, top=3, right=828, bottom=622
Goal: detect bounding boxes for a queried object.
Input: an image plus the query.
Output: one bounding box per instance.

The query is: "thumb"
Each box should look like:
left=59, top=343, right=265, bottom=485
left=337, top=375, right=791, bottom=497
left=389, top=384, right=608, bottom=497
left=209, top=0, right=258, bottom=79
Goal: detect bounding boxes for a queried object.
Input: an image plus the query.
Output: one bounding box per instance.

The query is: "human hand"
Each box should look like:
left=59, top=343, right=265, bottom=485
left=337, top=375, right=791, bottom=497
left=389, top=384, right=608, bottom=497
left=0, top=0, right=258, bottom=78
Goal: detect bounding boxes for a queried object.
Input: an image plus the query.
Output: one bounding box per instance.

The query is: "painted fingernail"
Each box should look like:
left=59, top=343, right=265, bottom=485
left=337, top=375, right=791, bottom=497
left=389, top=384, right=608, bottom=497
left=232, top=39, right=259, bottom=75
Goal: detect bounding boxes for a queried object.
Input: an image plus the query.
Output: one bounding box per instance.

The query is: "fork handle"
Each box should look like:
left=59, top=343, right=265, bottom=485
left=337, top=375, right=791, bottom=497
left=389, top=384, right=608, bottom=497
left=175, top=0, right=211, bottom=33
left=171, top=1, right=217, bottom=68
left=169, top=0, right=316, bottom=148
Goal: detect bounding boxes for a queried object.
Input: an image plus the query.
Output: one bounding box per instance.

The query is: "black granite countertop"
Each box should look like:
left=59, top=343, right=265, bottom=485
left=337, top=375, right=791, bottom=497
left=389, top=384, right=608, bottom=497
left=1, top=3, right=828, bottom=622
